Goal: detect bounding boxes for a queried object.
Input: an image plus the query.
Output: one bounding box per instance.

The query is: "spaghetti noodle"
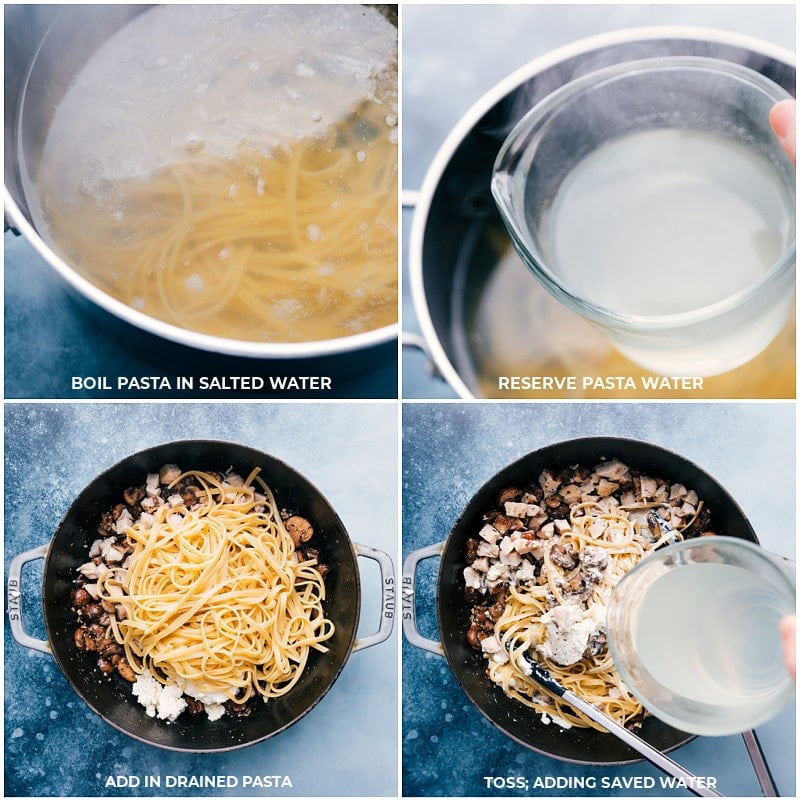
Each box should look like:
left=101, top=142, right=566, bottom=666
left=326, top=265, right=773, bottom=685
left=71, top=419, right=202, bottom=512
left=96, top=468, right=334, bottom=704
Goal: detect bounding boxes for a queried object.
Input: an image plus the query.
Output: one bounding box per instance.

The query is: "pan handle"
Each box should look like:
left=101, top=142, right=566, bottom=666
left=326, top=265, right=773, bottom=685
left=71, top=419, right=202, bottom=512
left=352, top=542, right=395, bottom=652
left=7, top=544, right=52, bottom=654
left=402, top=541, right=445, bottom=656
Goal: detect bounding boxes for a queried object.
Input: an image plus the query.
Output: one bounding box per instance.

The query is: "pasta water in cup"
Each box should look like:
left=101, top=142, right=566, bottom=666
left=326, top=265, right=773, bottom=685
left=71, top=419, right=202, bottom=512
left=492, top=57, right=796, bottom=377
left=606, top=537, right=795, bottom=736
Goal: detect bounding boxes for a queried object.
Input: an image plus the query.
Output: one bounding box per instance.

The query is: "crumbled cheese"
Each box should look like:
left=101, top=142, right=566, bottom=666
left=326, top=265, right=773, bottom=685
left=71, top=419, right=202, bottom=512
left=182, top=681, right=229, bottom=706
left=205, top=703, right=226, bottom=721
left=157, top=683, right=188, bottom=721
left=536, top=605, right=596, bottom=666
left=131, top=673, right=187, bottom=722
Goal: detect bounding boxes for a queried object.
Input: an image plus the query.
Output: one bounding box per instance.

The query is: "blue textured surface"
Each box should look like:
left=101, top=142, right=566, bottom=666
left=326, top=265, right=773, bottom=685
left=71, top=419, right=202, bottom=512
left=402, top=402, right=796, bottom=796
left=4, top=403, right=398, bottom=796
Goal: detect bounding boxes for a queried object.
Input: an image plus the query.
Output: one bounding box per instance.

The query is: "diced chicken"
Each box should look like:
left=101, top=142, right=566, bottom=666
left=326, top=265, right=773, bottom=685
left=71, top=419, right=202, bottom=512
left=669, top=483, right=688, bottom=500
left=500, top=550, right=521, bottom=567
left=685, top=489, right=699, bottom=506
left=78, top=562, right=99, bottom=579
left=514, top=538, right=543, bottom=558
left=593, top=459, right=630, bottom=482
left=499, top=537, right=514, bottom=555
left=538, top=469, right=562, bottom=497
left=476, top=542, right=499, bottom=558
left=588, top=519, right=607, bottom=539
left=553, top=519, right=571, bottom=534
left=479, top=524, right=500, bottom=545
left=639, top=475, right=658, bottom=499
left=559, top=484, right=582, bottom=504
left=653, top=484, right=669, bottom=502
left=463, top=566, right=483, bottom=590
left=167, top=494, right=183, bottom=507
left=516, top=560, right=536, bottom=582
left=538, top=521, right=555, bottom=539
left=471, top=557, right=490, bottom=573
left=596, top=478, right=619, bottom=497
left=145, top=473, right=161, bottom=498
left=104, top=547, right=125, bottom=563
left=486, top=563, right=509, bottom=582
left=223, top=472, right=244, bottom=487
left=596, top=496, right=620, bottom=514
left=505, top=501, right=543, bottom=519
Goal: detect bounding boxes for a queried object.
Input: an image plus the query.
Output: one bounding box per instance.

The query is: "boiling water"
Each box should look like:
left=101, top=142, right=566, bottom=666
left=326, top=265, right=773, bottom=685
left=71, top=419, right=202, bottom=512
left=548, top=128, right=794, bottom=317
left=633, top=561, right=792, bottom=734
left=25, top=5, right=398, bottom=343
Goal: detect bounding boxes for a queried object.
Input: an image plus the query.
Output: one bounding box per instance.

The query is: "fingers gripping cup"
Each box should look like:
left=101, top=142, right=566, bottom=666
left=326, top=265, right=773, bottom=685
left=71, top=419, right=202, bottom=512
left=492, top=57, right=796, bottom=377
left=606, top=537, right=796, bottom=736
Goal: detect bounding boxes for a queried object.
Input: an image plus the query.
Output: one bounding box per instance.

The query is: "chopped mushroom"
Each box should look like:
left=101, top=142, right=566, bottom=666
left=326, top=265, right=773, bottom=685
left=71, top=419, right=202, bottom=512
left=285, top=516, right=314, bottom=546
left=159, top=464, right=182, bottom=484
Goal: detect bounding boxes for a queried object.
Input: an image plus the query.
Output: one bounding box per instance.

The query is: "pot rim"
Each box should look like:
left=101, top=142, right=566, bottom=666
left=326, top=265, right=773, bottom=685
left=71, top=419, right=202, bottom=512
left=4, top=190, right=399, bottom=359
left=40, top=438, right=361, bottom=753
left=407, top=25, right=797, bottom=399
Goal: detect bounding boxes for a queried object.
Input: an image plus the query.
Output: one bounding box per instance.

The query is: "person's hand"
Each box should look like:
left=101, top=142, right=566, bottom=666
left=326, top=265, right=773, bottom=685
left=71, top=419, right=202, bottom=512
left=769, top=99, right=796, bottom=164
left=779, top=614, right=796, bottom=682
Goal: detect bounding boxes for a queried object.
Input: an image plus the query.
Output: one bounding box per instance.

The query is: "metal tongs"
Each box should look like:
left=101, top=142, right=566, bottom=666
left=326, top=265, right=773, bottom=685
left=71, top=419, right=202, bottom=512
left=512, top=647, right=722, bottom=798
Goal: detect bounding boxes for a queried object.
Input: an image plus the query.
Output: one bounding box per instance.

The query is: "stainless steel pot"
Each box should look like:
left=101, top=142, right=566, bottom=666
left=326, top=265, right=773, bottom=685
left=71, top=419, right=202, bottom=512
left=406, top=28, right=796, bottom=398
left=8, top=440, right=395, bottom=752
left=4, top=4, right=398, bottom=362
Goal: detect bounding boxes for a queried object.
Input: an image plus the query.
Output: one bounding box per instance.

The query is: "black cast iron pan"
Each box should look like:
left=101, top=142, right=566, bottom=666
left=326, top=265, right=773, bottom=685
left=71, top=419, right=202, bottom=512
left=403, top=436, right=758, bottom=764
left=8, top=440, right=394, bottom=752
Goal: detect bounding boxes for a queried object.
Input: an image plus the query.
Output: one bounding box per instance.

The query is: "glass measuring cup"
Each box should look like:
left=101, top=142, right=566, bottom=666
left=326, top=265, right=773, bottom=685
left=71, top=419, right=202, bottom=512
left=606, top=537, right=795, bottom=736
left=491, top=57, right=796, bottom=377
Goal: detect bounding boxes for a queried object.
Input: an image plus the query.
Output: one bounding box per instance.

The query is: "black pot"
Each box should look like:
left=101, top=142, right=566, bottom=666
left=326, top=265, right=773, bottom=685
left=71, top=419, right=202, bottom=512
left=403, top=436, right=757, bottom=764
left=9, top=440, right=394, bottom=752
